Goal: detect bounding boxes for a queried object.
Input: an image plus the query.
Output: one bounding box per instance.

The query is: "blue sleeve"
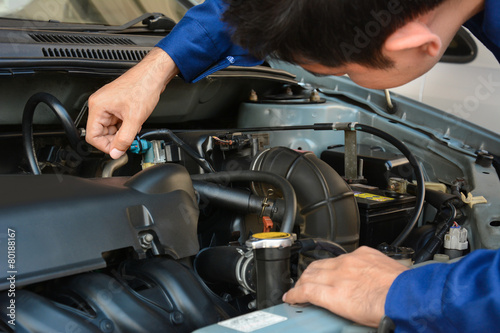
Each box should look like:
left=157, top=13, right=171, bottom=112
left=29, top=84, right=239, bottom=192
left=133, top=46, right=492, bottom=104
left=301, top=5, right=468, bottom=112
left=385, top=249, right=500, bottom=332
left=463, top=2, right=500, bottom=64
left=155, top=0, right=263, bottom=83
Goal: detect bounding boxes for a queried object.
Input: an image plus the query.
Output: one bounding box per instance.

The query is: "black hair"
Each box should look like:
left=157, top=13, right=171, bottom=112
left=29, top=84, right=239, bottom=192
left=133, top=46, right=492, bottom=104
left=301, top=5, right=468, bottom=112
left=223, top=0, right=446, bottom=69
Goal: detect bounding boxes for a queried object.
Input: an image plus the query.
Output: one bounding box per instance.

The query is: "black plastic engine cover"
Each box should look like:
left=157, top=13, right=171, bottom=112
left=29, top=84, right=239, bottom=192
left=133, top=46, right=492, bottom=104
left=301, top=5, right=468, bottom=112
left=0, top=258, right=236, bottom=333
left=0, top=164, right=199, bottom=290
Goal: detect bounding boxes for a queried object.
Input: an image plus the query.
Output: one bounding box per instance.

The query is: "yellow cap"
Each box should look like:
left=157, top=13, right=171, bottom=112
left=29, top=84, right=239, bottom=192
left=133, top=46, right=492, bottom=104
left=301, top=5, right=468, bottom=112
left=246, top=232, right=294, bottom=249
left=251, top=232, right=291, bottom=240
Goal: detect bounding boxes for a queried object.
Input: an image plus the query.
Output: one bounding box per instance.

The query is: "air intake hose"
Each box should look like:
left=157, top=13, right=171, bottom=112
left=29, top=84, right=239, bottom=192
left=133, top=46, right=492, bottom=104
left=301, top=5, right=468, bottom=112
left=251, top=147, right=359, bottom=251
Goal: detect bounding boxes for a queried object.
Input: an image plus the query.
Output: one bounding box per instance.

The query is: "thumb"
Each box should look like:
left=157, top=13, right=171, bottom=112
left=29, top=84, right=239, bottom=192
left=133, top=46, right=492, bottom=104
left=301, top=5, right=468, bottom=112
left=282, top=287, right=304, bottom=305
left=109, top=121, right=140, bottom=159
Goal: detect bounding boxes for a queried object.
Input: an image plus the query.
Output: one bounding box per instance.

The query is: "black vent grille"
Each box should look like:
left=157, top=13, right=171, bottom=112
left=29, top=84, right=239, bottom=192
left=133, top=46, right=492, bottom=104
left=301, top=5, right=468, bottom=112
left=30, top=33, right=136, bottom=45
left=42, top=47, right=148, bottom=61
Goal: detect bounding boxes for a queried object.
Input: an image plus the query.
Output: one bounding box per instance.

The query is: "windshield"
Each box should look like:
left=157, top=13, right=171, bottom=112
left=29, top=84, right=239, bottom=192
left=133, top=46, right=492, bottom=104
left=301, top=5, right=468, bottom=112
left=0, top=0, right=204, bottom=25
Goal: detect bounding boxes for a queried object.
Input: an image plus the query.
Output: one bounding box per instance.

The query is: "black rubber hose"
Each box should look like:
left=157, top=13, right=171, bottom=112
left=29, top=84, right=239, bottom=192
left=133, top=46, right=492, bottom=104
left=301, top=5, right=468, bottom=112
left=192, top=180, right=285, bottom=221
left=194, top=246, right=248, bottom=286
left=413, top=203, right=457, bottom=264
left=299, top=238, right=347, bottom=257
left=191, top=171, right=297, bottom=234
left=22, top=92, right=81, bottom=175
left=354, top=124, right=425, bottom=247
left=407, top=184, right=459, bottom=210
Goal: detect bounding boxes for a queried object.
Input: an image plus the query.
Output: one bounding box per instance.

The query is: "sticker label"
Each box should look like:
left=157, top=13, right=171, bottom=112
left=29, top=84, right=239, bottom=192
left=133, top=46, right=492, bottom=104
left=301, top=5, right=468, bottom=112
left=354, top=192, right=394, bottom=202
left=217, top=311, right=287, bottom=332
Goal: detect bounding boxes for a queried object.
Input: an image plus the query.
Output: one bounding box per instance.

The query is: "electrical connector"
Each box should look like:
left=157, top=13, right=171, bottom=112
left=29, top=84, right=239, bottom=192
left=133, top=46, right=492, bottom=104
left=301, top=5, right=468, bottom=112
left=444, top=226, right=468, bottom=250
left=130, top=139, right=152, bottom=154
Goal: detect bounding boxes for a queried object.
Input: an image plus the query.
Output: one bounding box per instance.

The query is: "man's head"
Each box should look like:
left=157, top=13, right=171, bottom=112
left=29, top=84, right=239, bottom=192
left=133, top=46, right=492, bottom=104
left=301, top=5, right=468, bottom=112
left=223, top=0, right=463, bottom=88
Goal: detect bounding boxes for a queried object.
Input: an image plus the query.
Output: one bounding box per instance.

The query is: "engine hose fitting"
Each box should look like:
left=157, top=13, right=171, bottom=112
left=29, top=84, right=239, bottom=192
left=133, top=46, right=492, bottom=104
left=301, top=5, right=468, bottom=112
left=194, top=246, right=256, bottom=293
left=298, top=238, right=348, bottom=258
left=191, top=171, right=297, bottom=234
left=246, top=232, right=294, bottom=309
left=413, top=202, right=457, bottom=264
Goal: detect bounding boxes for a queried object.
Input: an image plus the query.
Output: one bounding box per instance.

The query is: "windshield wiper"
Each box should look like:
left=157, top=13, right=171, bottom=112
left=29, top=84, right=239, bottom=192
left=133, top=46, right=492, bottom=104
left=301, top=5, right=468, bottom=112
left=18, top=13, right=176, bottom=32
left=102, top=13, right=176, bottom=31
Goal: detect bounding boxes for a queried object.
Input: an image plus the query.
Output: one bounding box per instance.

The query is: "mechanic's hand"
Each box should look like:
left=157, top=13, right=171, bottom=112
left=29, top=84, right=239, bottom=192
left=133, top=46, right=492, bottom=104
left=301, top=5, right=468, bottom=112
left=86, top=47, right=179, bottom=159
left=283, top=246, right=408, bottom=327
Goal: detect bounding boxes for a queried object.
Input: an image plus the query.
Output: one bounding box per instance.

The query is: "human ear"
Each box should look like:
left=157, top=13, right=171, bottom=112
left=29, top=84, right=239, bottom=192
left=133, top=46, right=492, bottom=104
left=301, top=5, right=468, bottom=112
left=384, top=22, right=442, bottom=57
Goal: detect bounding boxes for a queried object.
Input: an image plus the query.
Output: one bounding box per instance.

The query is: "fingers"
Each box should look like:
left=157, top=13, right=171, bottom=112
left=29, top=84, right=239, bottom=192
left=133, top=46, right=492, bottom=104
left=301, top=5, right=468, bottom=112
left=284, top=272, right=379, bottom=327
left=282, top=247, right=408, bottom=328
left=86, top=98, right=139, bottom=159
left=109, top=120, right=142, bottom=159
left=295, top=259, right=341, bottom=287
left=85, top=77, right=143, bottom=158
left=86, top=93, right=141, bottom=159
left=283, top=258, right=343, bottom=307
left=283, top=283, right=335, bottom=309
left=85, top=49, right=179, bottom=157
left=85, top=110, right=115, bottom=154
left=284, top=278, right=361, bottom=324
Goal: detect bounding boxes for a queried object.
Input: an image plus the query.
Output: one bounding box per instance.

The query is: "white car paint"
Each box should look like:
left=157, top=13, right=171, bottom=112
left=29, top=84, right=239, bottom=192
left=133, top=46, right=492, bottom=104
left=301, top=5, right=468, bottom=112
left=391, top=33, right=500, bottom=134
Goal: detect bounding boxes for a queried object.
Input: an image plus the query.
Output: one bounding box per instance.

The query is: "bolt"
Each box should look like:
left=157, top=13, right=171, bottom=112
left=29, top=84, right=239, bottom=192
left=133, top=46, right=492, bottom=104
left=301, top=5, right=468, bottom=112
left=170, top=311, right=184, bottom=325
left=139, top=233, right=154, bottom=249
left=309, top=89, right=321, bottom=102
left=99, top=319, right=114, bottom=333
left=248, top=300, right=257, bottom=310
left=249, top=89, right=258, bottom=102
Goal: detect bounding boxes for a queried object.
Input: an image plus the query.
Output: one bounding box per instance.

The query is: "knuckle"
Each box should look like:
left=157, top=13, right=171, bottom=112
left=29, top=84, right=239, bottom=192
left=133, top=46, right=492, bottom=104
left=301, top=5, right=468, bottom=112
left=300, top=267, right=315, bottom=279
left=301, top=283, right=315, bottom=299
left=87, top=94, right=98, bottom=108
left=356, top=246, right=371, bottom=253
left=307, top=260, right=322, bottom=269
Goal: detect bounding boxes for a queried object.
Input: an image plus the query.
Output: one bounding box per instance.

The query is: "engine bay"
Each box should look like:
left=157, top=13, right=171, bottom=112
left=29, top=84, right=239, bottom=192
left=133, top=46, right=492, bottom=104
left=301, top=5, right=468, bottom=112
left=0, top=28, right=500, bottom=332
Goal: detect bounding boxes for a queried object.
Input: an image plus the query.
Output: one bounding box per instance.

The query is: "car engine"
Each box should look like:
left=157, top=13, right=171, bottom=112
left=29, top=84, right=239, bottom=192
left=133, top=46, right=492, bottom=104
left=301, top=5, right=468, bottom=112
left=0, top=28, right=499, bottom=333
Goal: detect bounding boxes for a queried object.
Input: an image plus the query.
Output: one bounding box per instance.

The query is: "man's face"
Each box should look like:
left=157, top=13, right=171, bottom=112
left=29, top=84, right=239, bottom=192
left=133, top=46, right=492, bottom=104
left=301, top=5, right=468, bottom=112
left=299, top=49, right=441, bottom=89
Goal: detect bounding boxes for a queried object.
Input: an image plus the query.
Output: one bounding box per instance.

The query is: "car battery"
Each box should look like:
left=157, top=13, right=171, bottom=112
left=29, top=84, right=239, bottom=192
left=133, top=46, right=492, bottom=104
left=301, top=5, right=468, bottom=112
left=350, top=184, right=416, bottom=248
left=320, top=144, right=413, bottom=189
